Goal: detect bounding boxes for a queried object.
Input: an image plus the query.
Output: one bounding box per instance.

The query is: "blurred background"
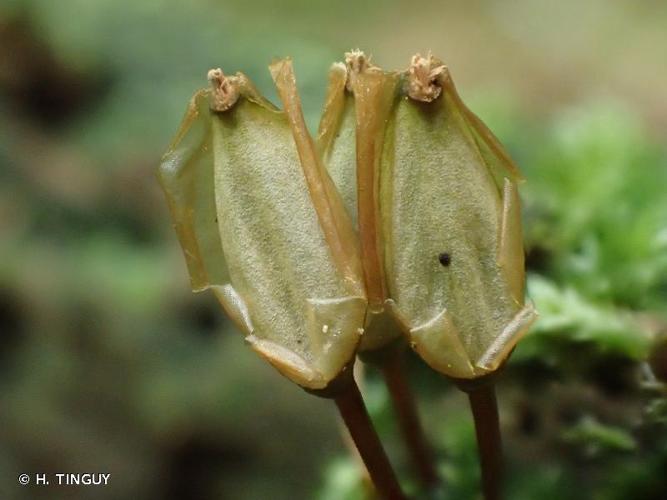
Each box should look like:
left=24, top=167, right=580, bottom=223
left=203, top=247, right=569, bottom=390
left=1, top=0, right=666, bottom=498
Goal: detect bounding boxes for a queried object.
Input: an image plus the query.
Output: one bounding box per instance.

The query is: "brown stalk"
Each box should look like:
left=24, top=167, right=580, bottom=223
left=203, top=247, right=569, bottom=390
left=317, top=367, right=407, bottom=500
left=380, top=347, right=439, bottom=489
left=455, top=376, right=503, bottom=500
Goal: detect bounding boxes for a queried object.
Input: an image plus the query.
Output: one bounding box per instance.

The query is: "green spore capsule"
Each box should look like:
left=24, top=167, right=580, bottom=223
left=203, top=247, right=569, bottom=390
left=158, top=60, right=367, bottom=389
left=387, top=54, right=537, bottom=378
left=333, top=52, right=537, bottom=378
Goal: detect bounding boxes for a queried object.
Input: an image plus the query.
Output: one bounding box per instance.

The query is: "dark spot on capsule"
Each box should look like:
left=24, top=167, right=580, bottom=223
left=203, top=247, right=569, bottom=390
left=438, top=252, right=451, bottom=267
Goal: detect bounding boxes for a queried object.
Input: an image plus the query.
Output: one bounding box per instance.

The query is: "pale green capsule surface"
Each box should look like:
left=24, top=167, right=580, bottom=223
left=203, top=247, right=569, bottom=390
left=378, top=55, right=537, bottom=378
left=158, top=61, right=366, bottom=389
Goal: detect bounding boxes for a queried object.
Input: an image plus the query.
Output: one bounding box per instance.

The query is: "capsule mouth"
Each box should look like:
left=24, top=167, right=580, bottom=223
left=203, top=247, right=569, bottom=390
left=207, top=68, right=240, bottom=111
left=407, top=53, right=447, bottom=102
left=343, top=49, right=380, bottom=91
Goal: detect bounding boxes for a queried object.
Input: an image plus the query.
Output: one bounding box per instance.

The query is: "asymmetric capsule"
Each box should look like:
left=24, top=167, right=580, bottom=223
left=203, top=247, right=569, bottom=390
left=158, top=60, right=367, bottom=389
left=321, top=52, right=537, bottom=378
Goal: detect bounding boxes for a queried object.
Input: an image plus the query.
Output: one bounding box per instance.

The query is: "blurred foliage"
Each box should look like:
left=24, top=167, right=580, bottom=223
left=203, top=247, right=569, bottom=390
left=522, top=104, right=667, bottom=310
left=1, top=0, right=667, bottom=499
left=561, top=416, right=637, bottom=455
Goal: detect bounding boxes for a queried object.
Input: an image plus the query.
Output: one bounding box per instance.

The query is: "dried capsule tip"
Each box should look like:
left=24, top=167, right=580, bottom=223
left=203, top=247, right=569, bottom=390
left=207, top=68, right=240, bottom=112
left=407, top=53, right=447, bottom=102
left=343, top=49, right=378, bottom=91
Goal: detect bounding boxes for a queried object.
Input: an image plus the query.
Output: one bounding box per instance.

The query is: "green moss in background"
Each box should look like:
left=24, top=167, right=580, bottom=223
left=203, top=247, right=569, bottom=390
left=1, top=0, right=666, bottom=499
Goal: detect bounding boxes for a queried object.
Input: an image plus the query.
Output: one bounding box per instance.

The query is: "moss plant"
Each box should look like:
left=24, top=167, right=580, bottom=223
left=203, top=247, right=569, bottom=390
left=158, top=51, right=536, bottom=500
left=366, top=53, right=535, bottom=500
left=318, top=51, right=537, bottom=499
left=158, top=58, right=405, bottom=499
